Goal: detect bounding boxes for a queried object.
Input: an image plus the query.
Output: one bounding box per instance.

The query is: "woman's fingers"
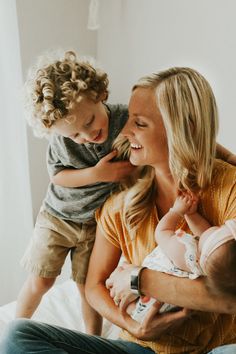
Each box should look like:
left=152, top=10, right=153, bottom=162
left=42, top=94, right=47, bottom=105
left=119, top=294, right=138, bottom=314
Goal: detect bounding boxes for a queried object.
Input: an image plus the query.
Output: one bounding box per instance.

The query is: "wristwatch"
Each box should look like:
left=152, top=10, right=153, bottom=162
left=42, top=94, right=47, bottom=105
left=130, top=266, right=147, bottom=296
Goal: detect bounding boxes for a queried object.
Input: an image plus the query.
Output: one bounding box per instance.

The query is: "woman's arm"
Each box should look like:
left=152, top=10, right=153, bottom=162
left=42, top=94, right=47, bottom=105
left=107, top=265, right=236, bottom=314
left=85, top=226, right=192, bottom=340
left=85, top=226, right=137, bottom=330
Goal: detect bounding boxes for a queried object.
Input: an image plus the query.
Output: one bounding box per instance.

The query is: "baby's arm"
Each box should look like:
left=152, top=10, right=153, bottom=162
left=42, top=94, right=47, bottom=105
left=156, top=194, right=193, bottom=239
left=184, top=212, right=211, bottom=237
left=52, top=150, right=135, bottom=187
left=155, top=195, right=193, bottom=271
left=182, top=194, right=211, bottom=236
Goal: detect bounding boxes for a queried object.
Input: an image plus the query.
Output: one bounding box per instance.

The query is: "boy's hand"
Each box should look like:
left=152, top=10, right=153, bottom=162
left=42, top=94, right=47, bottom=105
left=95, top=150, right=136, bottom=182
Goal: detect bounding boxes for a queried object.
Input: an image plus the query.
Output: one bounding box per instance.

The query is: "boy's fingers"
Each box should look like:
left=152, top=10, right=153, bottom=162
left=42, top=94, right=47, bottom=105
left=101, top=150, right=117, bottom=162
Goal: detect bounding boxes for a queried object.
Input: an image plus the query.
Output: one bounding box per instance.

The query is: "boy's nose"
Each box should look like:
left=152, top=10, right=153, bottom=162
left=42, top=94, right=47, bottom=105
left=80, top=131, right=91, bottom=140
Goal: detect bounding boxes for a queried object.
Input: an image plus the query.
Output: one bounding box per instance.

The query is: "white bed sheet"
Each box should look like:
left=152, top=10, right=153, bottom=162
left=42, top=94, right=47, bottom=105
left=0, top=280, right=120, bottom=339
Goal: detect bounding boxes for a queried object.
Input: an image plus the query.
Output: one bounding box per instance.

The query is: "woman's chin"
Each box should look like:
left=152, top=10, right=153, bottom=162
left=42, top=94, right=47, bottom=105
left=129, top=157, right=139, bottom=166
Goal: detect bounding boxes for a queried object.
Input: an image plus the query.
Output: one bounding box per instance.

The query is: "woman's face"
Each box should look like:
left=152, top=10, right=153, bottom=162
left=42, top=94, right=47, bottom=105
left=122, top=87, right=168, bottom=167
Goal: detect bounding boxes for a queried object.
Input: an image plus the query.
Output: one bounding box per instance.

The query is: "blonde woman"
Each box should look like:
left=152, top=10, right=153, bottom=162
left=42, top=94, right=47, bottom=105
left=1, top=67, right=236, bottom=353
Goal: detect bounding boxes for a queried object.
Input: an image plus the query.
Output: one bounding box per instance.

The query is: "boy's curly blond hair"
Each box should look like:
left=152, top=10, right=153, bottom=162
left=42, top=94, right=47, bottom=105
left=24, top=50, right=109, bottom=137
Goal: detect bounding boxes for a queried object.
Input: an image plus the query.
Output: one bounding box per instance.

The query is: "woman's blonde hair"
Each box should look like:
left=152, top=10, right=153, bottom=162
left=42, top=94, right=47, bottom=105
left=121, top=67, right=219, bottom=238
left=24, top=50, right=109, bottom=137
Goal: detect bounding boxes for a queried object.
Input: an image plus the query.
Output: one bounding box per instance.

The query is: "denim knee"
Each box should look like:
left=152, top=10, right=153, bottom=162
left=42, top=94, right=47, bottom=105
left=209, top=344, right=236, bottom=353
left=5, top=318, right=31, bottom=336
left=0, top=319, right=33, bottom=353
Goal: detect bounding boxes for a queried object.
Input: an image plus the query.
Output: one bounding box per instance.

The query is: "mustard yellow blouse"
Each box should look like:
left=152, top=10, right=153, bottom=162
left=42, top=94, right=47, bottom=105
left=97, top=160, right=236, bottom=354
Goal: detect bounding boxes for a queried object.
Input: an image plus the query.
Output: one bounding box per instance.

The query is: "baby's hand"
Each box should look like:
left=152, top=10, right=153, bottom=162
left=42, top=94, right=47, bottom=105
left=173, top=193, right=198, bottom=216
left=186, top=197, right=198, bottom=215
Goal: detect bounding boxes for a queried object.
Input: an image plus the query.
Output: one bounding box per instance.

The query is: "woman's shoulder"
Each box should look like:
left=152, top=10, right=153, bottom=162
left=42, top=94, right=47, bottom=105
left=212, top=159, right=236, bottom=192
left=200, top=159, right=236, bottom=224
left=213, top=158, right=236, bottom=175
left=96, top=190, right=126, bottom=221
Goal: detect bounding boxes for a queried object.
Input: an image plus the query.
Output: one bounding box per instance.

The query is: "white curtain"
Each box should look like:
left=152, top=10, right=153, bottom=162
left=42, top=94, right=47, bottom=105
left=0, top=0, right=33, bottom=305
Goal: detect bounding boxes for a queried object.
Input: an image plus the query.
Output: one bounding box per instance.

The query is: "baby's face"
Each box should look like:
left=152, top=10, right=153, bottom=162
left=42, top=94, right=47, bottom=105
left=51, top=97, right=109, bottom=144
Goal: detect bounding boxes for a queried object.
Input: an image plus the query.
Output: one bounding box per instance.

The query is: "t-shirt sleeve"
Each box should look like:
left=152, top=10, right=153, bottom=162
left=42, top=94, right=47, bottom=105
left=95, top=196, right=122, bottom=249
left=47, top=144, right=65, bottom=177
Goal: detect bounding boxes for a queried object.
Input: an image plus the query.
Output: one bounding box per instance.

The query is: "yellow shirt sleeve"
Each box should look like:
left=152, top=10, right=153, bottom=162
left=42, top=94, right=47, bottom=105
left=200, top=160, right=236, bottom=225
left=95, top=193, right=123, bottom=249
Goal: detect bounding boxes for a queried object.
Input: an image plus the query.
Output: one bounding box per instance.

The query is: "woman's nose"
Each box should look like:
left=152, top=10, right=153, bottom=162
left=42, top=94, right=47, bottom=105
left=121, top=120, right=133, bottom=137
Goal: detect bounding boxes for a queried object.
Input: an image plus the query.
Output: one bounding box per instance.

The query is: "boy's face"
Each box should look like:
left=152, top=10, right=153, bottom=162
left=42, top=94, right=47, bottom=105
left=51, top=98, right=109, bottom=144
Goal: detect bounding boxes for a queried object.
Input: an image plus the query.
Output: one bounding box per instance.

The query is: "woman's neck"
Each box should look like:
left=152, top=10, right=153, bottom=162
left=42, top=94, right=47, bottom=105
left=154, top=167, right=178, bottom=218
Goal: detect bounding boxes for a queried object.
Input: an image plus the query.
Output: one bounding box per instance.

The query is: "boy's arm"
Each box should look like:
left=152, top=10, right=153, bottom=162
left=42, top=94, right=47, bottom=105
left=52, top=166, right=105, bottom=187
left=216, top=143, right=236, bottom=165
left=51, top=150, right=136, bottom=187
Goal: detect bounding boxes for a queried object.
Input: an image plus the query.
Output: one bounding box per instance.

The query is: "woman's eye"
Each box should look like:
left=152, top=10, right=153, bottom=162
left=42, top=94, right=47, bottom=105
left=135, top=121, right=147, bottom=128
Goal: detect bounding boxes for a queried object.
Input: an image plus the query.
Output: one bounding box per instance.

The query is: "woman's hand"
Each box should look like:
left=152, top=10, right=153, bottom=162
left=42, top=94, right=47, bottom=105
left=124, top=302, right=192, bottom=341
left=106, top=263, right=138, bottom=310
left=106, top=261, right=194, bottom=340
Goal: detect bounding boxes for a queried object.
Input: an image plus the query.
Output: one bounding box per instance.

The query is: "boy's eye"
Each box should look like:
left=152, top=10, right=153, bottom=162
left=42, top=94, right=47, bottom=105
left=85, top=116, right=95, bottom=127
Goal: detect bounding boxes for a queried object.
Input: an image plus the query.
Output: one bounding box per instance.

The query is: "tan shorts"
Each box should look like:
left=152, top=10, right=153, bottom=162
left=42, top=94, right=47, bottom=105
left=20, top=209, right=96, bottom=283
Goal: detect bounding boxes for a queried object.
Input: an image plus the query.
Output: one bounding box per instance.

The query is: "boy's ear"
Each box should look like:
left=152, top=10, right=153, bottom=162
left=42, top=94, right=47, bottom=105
left=97, top=91, right=108, bottom=102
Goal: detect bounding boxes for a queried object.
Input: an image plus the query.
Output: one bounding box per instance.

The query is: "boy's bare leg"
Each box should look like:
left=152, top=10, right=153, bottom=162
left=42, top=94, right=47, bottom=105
left=77, top=283, right=103, bottom=335
left=16, top=275, right=56, bottom=318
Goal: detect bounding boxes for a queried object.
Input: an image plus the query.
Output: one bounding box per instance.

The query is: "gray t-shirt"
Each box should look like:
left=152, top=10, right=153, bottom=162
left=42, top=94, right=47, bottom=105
left=43, top=104, right=128, bottom=222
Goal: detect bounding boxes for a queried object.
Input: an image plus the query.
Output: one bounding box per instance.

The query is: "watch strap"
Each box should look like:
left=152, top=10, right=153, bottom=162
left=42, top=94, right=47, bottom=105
left=130, top=266, right=147, bottom=296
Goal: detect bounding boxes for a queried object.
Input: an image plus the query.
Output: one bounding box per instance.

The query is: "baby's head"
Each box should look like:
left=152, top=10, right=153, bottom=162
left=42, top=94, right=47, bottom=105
left=25, top=50, right=109, bottom=143
left=199, top=219, right=236, bottom=297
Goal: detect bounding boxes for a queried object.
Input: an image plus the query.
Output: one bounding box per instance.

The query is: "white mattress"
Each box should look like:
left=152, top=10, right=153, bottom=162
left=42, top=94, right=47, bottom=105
left=0, top=280, right=120, bottom=339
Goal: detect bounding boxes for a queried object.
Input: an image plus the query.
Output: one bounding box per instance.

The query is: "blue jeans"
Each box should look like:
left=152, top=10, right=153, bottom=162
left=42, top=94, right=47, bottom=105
left=208, top=345, right=236, bottom=354
left=0, top=319, right=236, bottom=354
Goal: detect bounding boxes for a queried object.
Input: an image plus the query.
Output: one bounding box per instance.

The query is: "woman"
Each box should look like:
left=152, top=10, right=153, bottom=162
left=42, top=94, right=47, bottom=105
left=1, top=67, right=236, bottom=353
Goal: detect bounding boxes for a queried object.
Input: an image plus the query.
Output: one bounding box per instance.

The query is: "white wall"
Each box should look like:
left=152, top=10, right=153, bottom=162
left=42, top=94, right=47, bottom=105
left=0, top=0, right=33, bottom=305
left=97, top=0, right=236, bottom=151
